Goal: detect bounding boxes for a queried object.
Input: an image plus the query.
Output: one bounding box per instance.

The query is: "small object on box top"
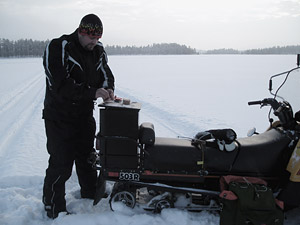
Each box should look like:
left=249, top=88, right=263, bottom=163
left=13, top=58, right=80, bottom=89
left=98, top=100, right=141, bottom=110
left=114, top=96, right=122, bottom=103
left=123, top=98, right=131, bottom=105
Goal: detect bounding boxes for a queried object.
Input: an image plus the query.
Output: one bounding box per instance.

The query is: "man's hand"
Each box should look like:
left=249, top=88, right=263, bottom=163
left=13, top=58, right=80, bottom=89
left=95, top=88, right=109, bottom=101
left=107, top=89, right=114, bottom=100
left=95, top=88, right=114, bottom=101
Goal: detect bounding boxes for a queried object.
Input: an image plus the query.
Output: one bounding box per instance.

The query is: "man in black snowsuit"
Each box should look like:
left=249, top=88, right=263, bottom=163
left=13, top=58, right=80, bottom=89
left=42, top=14, right=115, bottom=219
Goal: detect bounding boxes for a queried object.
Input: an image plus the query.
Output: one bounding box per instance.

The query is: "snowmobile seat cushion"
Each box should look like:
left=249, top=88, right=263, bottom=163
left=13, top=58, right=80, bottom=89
left=139, top=122, right=155, bottom=146
left=143, top=137, right=202, bottom=172
left=232, top=129, right=292, bottom=175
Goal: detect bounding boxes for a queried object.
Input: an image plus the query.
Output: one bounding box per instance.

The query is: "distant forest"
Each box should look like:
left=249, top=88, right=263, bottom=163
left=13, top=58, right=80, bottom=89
left=0, top=38, right=299, bottom=57
left=205, top=45, right=300, bottom=55
left=0, top=39, right=49, bottom=57
left=105, top=43, right=197, bottom=55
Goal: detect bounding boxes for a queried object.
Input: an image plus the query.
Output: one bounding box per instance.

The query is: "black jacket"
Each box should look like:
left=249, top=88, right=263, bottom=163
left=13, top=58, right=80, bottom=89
left=43, top=29, right=115, bottom=121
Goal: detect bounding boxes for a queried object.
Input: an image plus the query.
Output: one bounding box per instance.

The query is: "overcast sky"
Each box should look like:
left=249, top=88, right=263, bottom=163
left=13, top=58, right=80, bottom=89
left=0, top=0, right=299, bottom=50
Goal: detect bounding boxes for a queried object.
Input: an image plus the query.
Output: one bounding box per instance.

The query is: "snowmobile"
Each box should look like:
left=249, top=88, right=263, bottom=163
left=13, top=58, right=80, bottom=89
left=91, top=55, right=300, bottom=214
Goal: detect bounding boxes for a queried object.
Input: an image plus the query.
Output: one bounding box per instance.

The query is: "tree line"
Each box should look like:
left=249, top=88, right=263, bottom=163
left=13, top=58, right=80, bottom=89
left=105, top=43, right=197, bottom=55
left=0, top=39, right=197, bottom=57
left=0, top=39, right=49, bottom=57
left=0, top=38, right=299, bottom=57
left=205, top=45, right=300, bottom=55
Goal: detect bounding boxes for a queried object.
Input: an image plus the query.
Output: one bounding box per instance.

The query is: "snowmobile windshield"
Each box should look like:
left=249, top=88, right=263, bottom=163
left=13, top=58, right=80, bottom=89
left=269, top=66, right=300, bottom=113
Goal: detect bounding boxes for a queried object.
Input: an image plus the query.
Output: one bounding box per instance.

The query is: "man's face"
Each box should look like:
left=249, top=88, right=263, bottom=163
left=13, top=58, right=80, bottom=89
left=78, top=33, right=99, bottom=51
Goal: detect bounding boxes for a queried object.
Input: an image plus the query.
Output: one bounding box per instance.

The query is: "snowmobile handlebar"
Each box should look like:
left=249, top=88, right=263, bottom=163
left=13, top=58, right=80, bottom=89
left=248, top=98, right=280, bottom=110
left=248, top=100, right=263, bottom=106
left=248, top=98, right=296, bottom=129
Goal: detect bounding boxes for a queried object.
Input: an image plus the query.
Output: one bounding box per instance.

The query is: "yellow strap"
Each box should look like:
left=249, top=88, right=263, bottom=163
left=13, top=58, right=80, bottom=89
left=287, top=140, right=300, bottom=182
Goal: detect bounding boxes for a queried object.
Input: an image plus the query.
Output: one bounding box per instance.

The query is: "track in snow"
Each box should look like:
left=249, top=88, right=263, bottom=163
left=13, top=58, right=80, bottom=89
left=0, top=60, right=47, bottom=178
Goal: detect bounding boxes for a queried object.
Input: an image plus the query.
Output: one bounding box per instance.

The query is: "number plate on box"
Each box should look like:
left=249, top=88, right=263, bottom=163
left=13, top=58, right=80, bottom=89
left=119, top=172, right=140, bottom=181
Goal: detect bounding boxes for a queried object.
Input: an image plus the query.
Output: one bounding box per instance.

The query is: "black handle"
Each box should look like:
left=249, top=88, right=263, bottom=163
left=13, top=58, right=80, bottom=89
left=248, top=100, right=262, bottom=105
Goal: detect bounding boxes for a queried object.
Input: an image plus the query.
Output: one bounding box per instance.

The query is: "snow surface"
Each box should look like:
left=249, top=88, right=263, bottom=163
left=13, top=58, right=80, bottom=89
left=0, top=55, right=300, bottom=224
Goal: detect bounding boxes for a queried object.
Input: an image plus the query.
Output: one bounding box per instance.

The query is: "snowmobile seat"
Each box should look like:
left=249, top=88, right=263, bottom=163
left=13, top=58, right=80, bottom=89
left=143, top=137, right=203, bottom=172
left=203, top=141, right=239, bottom=173
left=232, top=128, right=292, bottom=176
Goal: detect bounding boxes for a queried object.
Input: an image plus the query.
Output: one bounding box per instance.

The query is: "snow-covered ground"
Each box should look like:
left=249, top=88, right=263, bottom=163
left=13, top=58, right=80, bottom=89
left=0, top=55, right=299, bottom=225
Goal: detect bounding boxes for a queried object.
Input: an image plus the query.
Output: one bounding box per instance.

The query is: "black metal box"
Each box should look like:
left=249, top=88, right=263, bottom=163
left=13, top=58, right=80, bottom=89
left=100, top=136, right=138, bottom=156
left=99, top=102, right=141, bottom=139
left=102, top=155, right=138, bottom=169
left=99, top=137, right=139, bottom=169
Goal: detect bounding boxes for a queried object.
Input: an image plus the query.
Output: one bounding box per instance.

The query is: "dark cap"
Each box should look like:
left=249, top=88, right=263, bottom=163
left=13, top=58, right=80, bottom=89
left=78, top=14, right=103, bottom=38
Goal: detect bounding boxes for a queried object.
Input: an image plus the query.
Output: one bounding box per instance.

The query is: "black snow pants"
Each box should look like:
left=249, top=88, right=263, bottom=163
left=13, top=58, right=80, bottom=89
left=43, top=117, right=97, bottom=214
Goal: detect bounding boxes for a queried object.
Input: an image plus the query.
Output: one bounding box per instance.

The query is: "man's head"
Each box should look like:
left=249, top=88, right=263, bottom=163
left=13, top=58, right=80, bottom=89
left=78, top=14, right=103, bottom=51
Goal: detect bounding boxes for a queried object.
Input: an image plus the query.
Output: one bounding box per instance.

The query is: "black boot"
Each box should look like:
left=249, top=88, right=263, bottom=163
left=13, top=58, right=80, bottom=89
left=43, top=195, right=68, bottom=219
left=44, top=204, right=69, bottom=219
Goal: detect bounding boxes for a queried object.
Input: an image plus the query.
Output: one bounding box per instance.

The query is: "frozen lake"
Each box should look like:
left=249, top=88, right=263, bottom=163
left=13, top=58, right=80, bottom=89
left=0, top=54, right=299, bottom=225
left=108, top=54, right=297, bottom=137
